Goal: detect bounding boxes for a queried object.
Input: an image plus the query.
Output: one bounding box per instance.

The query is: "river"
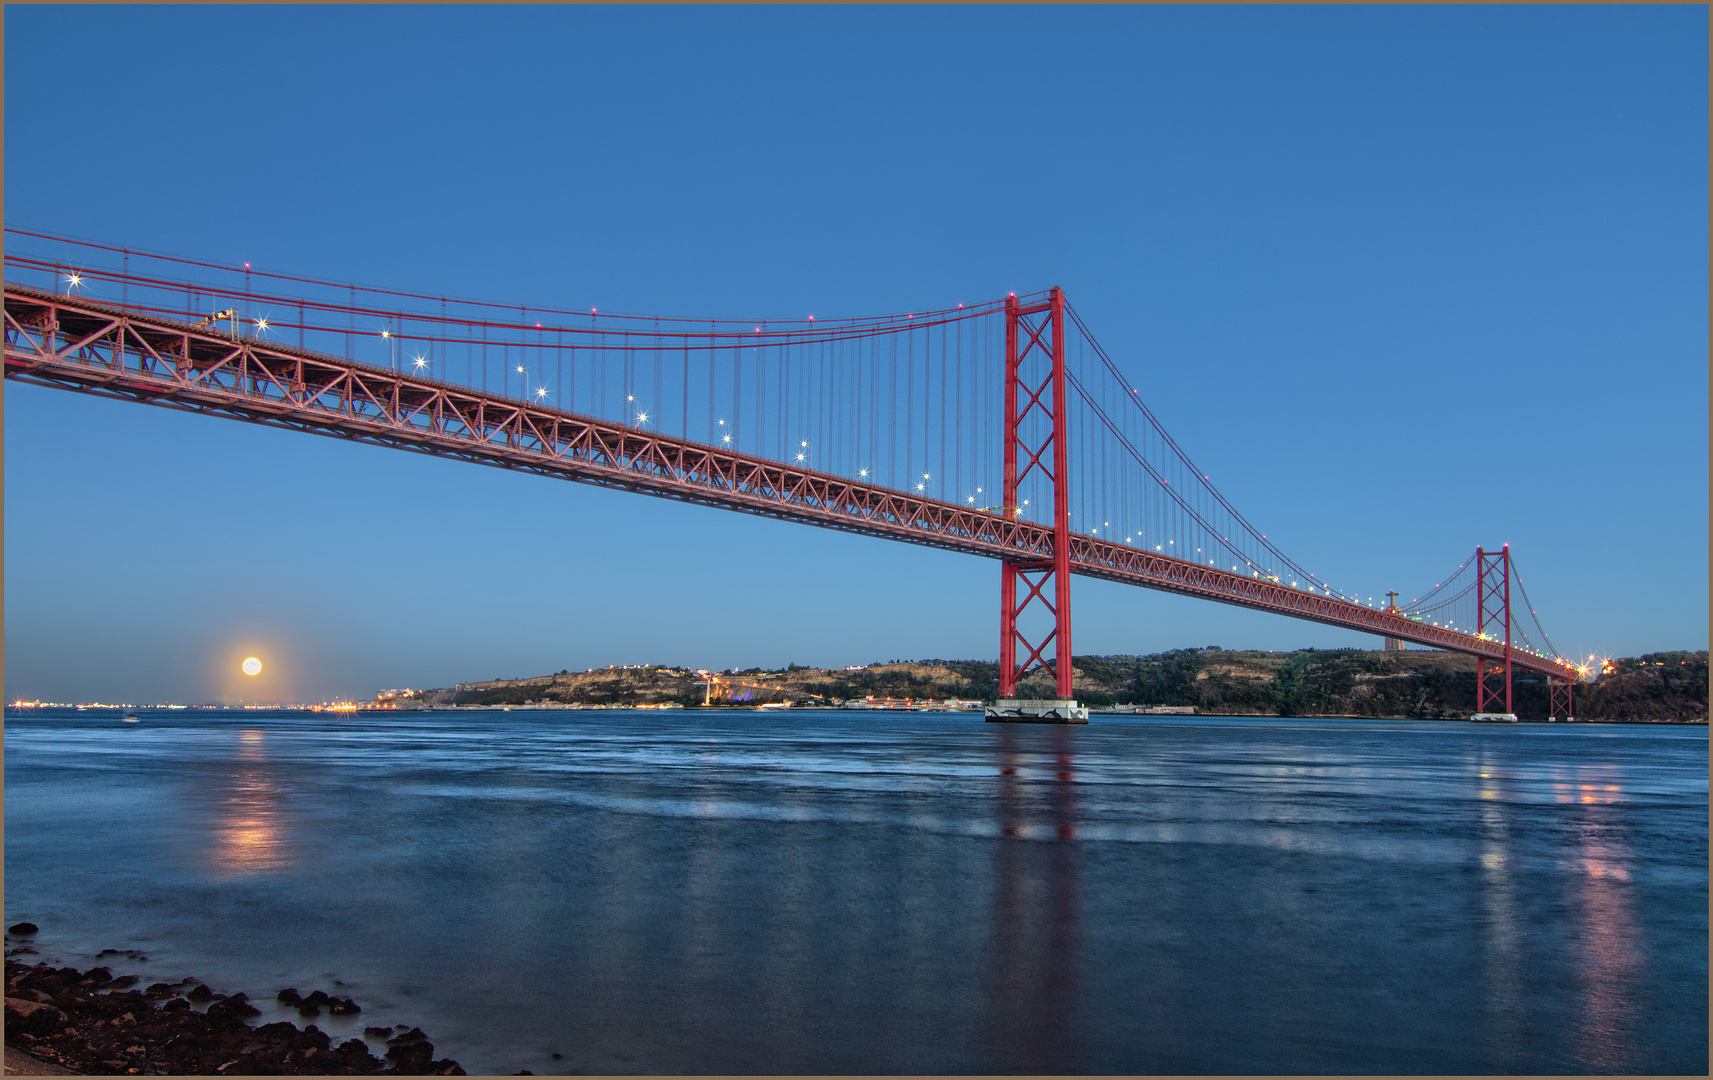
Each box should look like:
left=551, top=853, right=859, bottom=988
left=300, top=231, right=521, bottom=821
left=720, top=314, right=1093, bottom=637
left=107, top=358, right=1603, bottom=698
left=4, top=709, right=1705, bottom=1074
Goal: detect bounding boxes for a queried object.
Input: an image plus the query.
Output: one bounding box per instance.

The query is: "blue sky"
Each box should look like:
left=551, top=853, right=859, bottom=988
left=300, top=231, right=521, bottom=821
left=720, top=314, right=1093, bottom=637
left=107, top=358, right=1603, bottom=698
left=6, top=5, right=1706, bottom=704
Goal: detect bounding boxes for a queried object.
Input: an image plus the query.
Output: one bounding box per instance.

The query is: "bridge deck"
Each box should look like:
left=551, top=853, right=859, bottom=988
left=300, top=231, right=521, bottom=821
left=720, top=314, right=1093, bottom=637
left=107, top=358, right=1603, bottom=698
left=3, top=284, right=1575, bottom=678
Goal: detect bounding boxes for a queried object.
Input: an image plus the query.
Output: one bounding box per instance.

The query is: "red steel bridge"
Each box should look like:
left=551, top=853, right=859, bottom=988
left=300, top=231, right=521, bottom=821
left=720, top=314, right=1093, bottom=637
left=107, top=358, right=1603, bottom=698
left=3, top=230, right=1584, bottom=718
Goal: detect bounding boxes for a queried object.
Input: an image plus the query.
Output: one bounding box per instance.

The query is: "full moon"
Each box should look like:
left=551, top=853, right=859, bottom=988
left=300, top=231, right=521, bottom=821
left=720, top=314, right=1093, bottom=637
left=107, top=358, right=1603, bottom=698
left=242, top=657, right=263, bottom=677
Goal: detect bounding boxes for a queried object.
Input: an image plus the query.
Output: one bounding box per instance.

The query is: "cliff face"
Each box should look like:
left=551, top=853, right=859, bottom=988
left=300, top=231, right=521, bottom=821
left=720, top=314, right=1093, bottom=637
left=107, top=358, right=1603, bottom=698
left=414, top=666, right=707, bottom=708
left=1056, top=649, right=1706, bottom=722
left=392, top=649, right=1707, bottom=723
left=1574, top=652, right=1709, bottom=722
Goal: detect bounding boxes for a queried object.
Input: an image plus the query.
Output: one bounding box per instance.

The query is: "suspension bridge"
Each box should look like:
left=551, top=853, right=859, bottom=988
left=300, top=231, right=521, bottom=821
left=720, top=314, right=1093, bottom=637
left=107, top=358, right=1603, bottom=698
left=3, top=229, right=1584, bottom=722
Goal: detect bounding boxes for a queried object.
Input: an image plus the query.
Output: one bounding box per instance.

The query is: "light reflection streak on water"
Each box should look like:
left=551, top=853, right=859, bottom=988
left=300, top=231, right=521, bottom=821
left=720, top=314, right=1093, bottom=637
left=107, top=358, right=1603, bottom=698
left=1476, top=748, right=1525, bottom=1063
left=208, top=728, right=287, bottom=874
left=987, top=726, right=1079, bottom=1073
left=1568, top=768, right=1642, bottom=1072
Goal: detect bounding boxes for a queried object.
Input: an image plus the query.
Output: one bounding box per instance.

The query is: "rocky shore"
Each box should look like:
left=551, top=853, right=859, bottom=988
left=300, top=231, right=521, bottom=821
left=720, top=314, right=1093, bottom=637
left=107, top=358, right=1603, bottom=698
left=3, top=927, right=465, bottom=1076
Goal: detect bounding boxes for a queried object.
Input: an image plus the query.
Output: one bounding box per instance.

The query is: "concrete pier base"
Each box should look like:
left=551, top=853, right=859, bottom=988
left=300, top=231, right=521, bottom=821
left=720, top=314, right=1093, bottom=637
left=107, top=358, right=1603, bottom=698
left=1470, top=712, right=1519, bottom=723
left=985, top=699, right=1089, bottom=724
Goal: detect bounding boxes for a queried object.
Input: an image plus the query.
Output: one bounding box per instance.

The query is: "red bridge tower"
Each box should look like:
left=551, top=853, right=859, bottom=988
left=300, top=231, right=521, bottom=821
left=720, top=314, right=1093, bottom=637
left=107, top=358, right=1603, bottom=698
left=988, top=288, right=1086, bottom=723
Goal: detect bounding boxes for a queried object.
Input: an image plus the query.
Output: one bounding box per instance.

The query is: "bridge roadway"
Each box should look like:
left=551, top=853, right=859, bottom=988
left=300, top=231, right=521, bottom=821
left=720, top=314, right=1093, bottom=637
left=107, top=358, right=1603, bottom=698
left=4, top=284, right=1576, bottom=679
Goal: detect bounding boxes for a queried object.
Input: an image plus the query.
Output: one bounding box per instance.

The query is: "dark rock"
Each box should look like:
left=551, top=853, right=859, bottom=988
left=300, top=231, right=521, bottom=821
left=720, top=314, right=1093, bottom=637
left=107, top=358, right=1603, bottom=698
left=365, top=1025, right=395, bottom=1039
left=8, top=921, right=39, bottom=936
left=211, top=992, right=261, bottom=1019
left=6, top=946, right=38, bottom=956
left=387, top=1038, right=436, bottom=1072
left=513, top=1071, right=535, bottom=1076
left=6, top=956, right=466, bottom=1076
left=329, top=995, right=361, bottom=1015
left=253, top=1020, right=299, bottom=1040
left=296, top=1001, right=321, bottom=1017
left=276, top=986, right=302, bottom=1005
left=107, top=974, right=138, bottom=987
left=207, top=998, right=258, bottom=1021
left=303, top=989, right=331, bottom=1007
left=5, top=996, right=68, bottom=1036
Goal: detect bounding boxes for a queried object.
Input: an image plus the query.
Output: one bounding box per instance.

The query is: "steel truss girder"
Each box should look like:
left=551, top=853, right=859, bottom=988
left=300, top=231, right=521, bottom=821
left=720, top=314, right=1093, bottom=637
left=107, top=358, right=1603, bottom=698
left=4, top=285, right=1576, bottom=681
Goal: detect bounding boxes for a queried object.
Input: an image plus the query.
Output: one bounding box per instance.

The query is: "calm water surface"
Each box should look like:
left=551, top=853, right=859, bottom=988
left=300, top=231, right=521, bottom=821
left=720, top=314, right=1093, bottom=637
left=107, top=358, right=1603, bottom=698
left=4, top=709, right=1706, bottom=1074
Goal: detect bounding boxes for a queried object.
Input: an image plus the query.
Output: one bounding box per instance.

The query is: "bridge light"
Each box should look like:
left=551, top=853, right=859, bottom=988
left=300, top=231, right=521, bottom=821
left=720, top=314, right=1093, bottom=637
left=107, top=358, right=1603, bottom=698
left=540, top=388, right=551, bottom=400
left=254, top=318, right=268, bottom=333
left=722, top=434, right=732, bottom=444
left=412, top=356, right=427, bottom=370
left=380, top=330, right=390, bottom=338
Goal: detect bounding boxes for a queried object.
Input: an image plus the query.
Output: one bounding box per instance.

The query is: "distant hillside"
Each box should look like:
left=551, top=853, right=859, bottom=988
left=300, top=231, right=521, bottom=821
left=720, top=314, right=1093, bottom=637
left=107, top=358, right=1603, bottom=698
left=388, top=648, right=1707, bottom=723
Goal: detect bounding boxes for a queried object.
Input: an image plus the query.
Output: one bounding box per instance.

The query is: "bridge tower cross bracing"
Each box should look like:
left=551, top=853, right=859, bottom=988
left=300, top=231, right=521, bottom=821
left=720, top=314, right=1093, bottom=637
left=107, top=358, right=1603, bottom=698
left=1475, top=544, right=1514, bottom=716
left=997, top=287, right=1076, bottom=704
left=1547, top=673, right=1575, bottom=722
